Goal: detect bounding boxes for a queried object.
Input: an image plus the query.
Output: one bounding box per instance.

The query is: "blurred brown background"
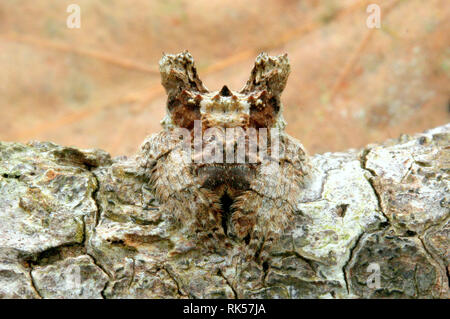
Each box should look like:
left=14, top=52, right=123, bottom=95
left=0, top=0, right=448, bottom=156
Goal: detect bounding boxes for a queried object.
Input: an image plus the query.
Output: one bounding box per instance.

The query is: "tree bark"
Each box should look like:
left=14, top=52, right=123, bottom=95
left=0, top=124, right=448, bottom=299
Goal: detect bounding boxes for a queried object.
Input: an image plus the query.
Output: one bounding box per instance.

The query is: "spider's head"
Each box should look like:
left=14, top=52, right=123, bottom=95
left=159, top=51, right=290, bottom=132
left=157, top=51, right=291, bottom=196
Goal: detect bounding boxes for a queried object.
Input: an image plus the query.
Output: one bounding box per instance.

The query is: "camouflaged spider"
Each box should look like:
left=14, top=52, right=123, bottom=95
left=137, top=51, right=310, bottom=253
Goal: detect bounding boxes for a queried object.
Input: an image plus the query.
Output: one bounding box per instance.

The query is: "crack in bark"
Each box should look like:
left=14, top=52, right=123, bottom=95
left=342, top=231, right=366, bottom=296
left=29, top=243, right=86, bottom=267
left=366, top=177, right=390, bottom=225
left=420, top=214, right=450, bottom=237
left=81, top=215, right=87, bottom=245
left=86, top=252, right=112, bottom=279
left=85, top=167, right=112, bottom=299
left=417, top=235, right=449, bottom=298
left=359, top=148, right=391, bottom=226
left=359, top=148, right=377, bottom=176
left=446, top=265, right=450, bottom=288
left=217, top=268, right=238, bottom=299
left=28, top=268, right=42, bottom=299
left=162, top=265, right=186, bottom=297
left=86, top=252, right=111, bottom=299
left=90, top=170, right=103, bottom=228
left=261, top=261, right=270, bottom=287
left=273, top=247, right=318, bottom=274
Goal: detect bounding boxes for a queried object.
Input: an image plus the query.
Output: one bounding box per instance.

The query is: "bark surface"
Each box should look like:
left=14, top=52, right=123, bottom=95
left=0, top=124, right=448, bottom=299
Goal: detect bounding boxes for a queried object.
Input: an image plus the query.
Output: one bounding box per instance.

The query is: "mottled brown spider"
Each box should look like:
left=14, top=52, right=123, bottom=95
left=137, top=51, right=310, bottom=252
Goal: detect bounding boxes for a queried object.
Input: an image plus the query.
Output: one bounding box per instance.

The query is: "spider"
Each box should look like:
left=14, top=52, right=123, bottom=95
left=137, top=51, right=310, bottom=255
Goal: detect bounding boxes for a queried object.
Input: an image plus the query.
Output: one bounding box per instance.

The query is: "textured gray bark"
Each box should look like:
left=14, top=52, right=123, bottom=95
left=0, top=124, right=448, bottom=299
